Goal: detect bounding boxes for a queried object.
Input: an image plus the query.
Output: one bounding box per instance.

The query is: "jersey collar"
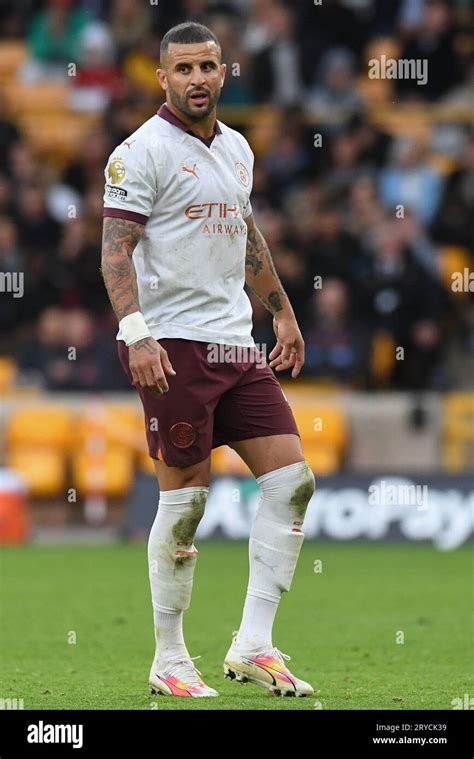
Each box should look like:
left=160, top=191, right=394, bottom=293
left=157, top=103, right=221, bottom=147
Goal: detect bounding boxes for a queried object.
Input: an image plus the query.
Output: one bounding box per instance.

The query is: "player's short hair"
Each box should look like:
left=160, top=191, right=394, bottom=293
left=160, top=22, right=221, bottom=64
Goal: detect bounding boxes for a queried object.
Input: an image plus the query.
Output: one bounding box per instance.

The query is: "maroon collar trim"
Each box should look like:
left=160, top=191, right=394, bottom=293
left=157, top=103, right=222, bottom=143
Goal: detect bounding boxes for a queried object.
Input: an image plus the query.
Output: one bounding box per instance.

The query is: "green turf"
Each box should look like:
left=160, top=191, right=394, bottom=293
left=0, top=542, right=472, bottom=710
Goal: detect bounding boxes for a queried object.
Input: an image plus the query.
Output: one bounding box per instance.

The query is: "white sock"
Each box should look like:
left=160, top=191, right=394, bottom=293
left=235, top=461, right=315, bottom=654
left=153, top=608, right=188, bottom=667
left=234, top=593, right=279, bottom=653
left=147, top=486, right=208, bottom=666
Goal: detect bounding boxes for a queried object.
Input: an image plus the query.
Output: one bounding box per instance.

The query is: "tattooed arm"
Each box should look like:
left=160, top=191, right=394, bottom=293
left=101, top=216, right=175, bottom=393
left=244, top=213, right=305, bottom=378
left=101, top=216, right=144, bottom=320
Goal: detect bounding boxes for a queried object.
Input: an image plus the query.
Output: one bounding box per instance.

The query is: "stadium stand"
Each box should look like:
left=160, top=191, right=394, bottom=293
left=0, top=0, right=473, bottom=491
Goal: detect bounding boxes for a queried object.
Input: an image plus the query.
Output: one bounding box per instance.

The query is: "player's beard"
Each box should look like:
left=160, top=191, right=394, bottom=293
left=167, top=82, right=220, bottom=122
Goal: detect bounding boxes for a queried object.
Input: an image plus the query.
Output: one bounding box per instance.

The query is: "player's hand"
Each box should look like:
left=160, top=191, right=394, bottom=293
left=269, top=316, right=305, bottom=378
left=128, top=337, right=176, bottom=395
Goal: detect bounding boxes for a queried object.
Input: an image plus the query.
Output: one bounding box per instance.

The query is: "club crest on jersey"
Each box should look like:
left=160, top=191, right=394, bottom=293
left=107, top=156, right=126, bottom=185
left=235, top=161, right=249, bottom=186
left=169, top=422, right=196, bottom=449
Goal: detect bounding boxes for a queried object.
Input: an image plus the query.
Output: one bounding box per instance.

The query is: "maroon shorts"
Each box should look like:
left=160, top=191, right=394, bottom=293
left=118, top=338, right=299, bottom=466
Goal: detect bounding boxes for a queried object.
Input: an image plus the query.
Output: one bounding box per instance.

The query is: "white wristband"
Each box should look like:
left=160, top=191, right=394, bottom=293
left=119, top=312, right=152, bottom=346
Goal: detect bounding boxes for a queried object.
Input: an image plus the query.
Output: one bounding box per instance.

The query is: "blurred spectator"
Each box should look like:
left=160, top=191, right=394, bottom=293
left=6, top=140, right=41, bottom=188
left=431, top=131, right=474, bottom=254
left=0, top=215, right=23, bottom=353
left=109, top=0, right=151, bottom=61
left=346, top=174, right=386, bottom=241
left=241, top=0, right=277, bottom=56
left=15, top=307, right=66, bottom=387
left=307, top=200, right=367, bottom=285
left=302, top=278, right=370, bottom=385
left=0, top=174, right=14, bottom=216
left=0, top=118, right=20, bottom=173
left=22, top=0, right=91, bottom=82
left=307, top=48, right=364, bottom=120
left=69, top=21, right=123, bottom=111
left=324, top=129, right=365, bottom=198
left=271, top=246, right=313, bottom=323
left=262, top=130, right=310, bottom=198
left=0, top=215, right=22, bottom=273
left=356, top=220, right=446, bottom=388
left=16, top=307, right=129, bottom=390
left=13, top=185, right=61, bottom=257
left=379, top=135, right=443, bottom=225
left=57, top=219, right=108, bottom=314
left=396, top=0, right=464, bottom=101
left=208, top=13, right=253, bottom=105
left=249, top=3, right=304, bottom=106
left=61, top=128, right=111, bottom=194
left=123, top=33, right=164, bottom=99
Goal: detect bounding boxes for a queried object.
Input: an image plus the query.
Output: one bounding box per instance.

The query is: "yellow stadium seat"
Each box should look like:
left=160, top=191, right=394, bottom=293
left=7, top=446, right=65, bottom=497
left=138, top=451, right=156, bottom=475
left=77, top=404, right=144, bottom=454
left=6, top=406, right=74, bottom=449
left=294, top=405, right=347, bottom=449
left=72, top=448, right=134, bottom=497
left=19, top=112, right=100, bottom=166
left=292, top=404, right=347, bottom=474
left=0, top=41, right=27, bottom=78
left=442, top=392, right=474, bottom=472
left=5, top=82, right=68, bottom=113
left=370, top=330, right=396, bottom=383
left=303, top=442, right=341, bottom=476
left=210, top=446, right=227, bottom=475
left=0, top=356, right=16, bottom=393
left=438, top=246, right=472, bottom=294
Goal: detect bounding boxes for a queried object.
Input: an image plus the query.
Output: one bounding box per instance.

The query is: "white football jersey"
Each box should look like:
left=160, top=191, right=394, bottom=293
left=103, top=107, right=255, bottom=347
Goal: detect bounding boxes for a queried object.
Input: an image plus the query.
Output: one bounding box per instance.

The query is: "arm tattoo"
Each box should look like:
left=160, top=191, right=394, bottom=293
left=245, top=219, right=278, bottom=278
left=245, top=215, right=287, bottom=315
left=100, top=217, right=145, bottom=321
left=131, top=337, right=158, bottom=354
left=268, top=291, right=283, bottom=313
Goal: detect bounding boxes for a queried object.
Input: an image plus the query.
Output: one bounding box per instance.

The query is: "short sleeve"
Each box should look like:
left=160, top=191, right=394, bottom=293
left=242, top=197, right=253, bottom=219
left=103, top=140, right=157, bottom=225
left=241, top=136, right=254, bottom=219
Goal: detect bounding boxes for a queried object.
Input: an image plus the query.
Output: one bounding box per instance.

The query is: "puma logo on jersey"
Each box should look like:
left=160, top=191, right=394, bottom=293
left=182, top=163, right=198, bottom=178
left=122, top=139, right=136, bottom=149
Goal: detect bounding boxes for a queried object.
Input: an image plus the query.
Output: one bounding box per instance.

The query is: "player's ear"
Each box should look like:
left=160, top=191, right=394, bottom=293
left=220, top=63, right=226, bottom=88
left=156, top=67, right=167, bottom=90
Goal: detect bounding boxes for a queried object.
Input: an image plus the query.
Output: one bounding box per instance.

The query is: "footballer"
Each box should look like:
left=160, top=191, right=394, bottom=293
left=101, top=22, right=315, bottom=698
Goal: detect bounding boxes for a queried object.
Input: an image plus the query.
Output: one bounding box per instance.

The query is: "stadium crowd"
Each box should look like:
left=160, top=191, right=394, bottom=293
left=0, top=0, right=473, bottom=391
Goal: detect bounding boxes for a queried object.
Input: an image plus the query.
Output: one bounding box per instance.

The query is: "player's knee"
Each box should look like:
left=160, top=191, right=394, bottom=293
left=290, top=461, right=315, bottom=520
left=170, top=487, right=207, bottom=547
left=256, top=459, right=315, bottom=527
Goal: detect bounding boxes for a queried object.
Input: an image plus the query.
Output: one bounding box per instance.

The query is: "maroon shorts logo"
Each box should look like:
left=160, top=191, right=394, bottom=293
left=169, top=422, right=197, bottom=448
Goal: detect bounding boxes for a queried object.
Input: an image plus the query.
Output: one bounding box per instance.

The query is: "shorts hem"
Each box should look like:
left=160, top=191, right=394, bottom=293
left=213, top=429, right=300, bottom=448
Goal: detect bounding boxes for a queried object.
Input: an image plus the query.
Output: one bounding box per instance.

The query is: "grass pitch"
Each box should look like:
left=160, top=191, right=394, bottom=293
left=0, top=541, right=472, bottom=710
